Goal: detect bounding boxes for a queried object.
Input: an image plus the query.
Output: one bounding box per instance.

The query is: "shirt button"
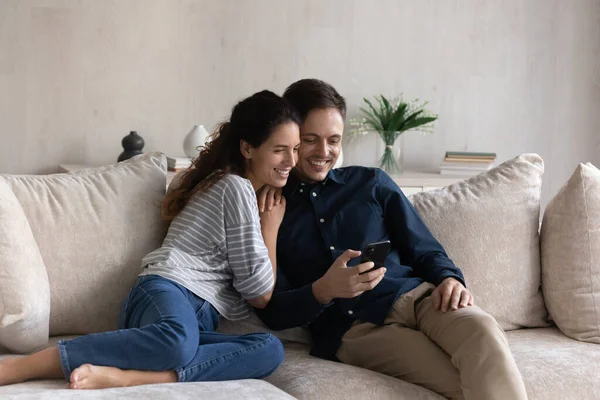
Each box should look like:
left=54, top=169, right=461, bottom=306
left=348, top=310, right=354, bottom=315
left=312, top=192, right=317, bottom=197
left=299, top=189, right=304, bottom=193
left=329, top=246, right=335, bottom=250
left=319, top=218, right=325, bottom=223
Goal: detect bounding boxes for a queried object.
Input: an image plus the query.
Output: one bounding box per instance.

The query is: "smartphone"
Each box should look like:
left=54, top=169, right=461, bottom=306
left=359, top=240, right=391, bottom=274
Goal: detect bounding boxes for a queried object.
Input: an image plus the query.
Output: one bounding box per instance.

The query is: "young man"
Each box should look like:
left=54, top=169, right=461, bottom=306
left=255, top=79, right=528, bottom=400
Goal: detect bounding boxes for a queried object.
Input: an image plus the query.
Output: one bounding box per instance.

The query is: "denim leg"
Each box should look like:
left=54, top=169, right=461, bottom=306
left=57, top=275, right=200, bottom=380
left=177, top=331, right=284, bottom=382
left=176, top=299, right=284, bottom=382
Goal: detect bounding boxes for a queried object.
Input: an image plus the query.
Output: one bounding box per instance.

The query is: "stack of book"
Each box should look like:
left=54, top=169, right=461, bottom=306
left=167, top=156, right=192, bottom=172
left=440, top=152, right=497, bottom=175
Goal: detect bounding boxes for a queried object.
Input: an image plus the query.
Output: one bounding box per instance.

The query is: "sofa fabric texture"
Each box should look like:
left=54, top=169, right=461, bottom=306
left=0, top=153, right=598, bottom=399
left=0, top=179, right=50, bottom=353
left=541, top=162, right=600, bottom=343
left=1, top=153, right=167, bottom=335
left=409, top=154, right=549, bottom=330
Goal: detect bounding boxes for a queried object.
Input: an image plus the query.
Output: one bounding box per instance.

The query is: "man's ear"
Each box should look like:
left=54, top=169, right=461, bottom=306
left=240, top=140, right=253, bottom=160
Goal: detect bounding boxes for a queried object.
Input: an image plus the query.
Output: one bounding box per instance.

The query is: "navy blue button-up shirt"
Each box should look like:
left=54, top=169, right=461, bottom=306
left=255, top=167, right=465, bottom=360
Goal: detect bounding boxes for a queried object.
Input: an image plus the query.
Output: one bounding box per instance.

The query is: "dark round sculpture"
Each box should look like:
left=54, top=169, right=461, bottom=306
left=118, top=131, right=145, bottom=162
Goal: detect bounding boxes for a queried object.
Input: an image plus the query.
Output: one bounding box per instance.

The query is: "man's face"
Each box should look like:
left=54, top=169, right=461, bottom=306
left=294, top=108, right=344, bottom=183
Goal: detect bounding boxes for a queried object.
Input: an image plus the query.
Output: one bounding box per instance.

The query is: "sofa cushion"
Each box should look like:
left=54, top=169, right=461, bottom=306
left=267, top=343, right=445, bottom=400
left=0, top=179, right=50, bottom=353
left=540, top=162, right=600, bottom=343
left=1, top=153, right=167, bottom=335
left=0, top=372, right=293, bottom=400
left=268, top=329, right=600, bottom=400
left=409, top=154, right=548, bottom=330
left=507, top=327, right=600, bottom=399
left=1, top=334, right=293, bottom=399
left=217, top=310, right=312, bottom=345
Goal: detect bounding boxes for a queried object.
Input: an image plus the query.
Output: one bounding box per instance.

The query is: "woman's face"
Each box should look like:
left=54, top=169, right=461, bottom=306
left=243, top=122, right=300, bottom=191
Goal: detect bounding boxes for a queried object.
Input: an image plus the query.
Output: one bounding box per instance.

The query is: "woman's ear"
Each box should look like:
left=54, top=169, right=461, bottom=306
left=240, top=140, right=253, bottom=160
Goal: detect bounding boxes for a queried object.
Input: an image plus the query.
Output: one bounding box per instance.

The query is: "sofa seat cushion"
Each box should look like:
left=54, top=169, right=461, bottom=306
left=270, top=329, right=600, bottom=400
left=0, top=333, right=293, bottom=399
left=0, top=336, right=294, bottom=399
left=0, top=376, right=292, bottom=400
left=409, top=154, right=549, bottom=330
left=267, top=343, right=444, bottom=400
left=2, top=330, right=598, bottom=399
left=507, top=327, right=600, bottom=400
left=2, top=153, right=168, bottom=336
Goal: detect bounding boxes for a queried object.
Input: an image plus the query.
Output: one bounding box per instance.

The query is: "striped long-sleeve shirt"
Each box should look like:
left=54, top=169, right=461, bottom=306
left=140, top=174, right=274, bottom=321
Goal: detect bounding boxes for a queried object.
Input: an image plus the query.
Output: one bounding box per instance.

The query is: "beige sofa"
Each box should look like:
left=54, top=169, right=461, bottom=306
left=0, top=152, right=599, bottom=400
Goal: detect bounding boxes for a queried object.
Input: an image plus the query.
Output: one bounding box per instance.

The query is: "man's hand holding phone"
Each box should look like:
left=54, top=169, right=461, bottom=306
left=359, top=240, right=391, bottom=275
left=312, top=248, right=387, bottom=304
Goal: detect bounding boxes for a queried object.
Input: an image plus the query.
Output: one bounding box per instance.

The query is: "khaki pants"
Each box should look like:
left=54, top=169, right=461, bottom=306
left=336, top=283, right=528, bottom=400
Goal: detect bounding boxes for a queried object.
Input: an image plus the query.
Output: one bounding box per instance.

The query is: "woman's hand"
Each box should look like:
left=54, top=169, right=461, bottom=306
left=259, top=195, right=286, bottom=233
left=256, top=185, right=283, bottom=213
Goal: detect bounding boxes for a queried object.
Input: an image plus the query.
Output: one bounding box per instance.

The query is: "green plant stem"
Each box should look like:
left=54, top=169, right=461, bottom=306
left=380, top=146, right=401, bottom=174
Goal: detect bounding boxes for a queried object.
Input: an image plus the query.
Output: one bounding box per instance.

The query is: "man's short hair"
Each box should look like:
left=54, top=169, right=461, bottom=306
left=283, top=79, right=346, bottom=121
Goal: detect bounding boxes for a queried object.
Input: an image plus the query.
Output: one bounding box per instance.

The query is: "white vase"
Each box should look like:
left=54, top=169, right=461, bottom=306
left=183, top=125, right=209, bottom=158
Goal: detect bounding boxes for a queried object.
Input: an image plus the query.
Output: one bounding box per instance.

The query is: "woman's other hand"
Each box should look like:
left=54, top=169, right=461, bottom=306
left=259, top=195, right=286, bottom=233
left=256, top=185, right=283, bottom=213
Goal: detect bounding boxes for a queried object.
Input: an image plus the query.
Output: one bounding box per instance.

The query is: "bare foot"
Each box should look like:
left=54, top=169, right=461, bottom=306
left=69, top=364, right=130, bottom=390
left=69, top=364, right=177, bottom=390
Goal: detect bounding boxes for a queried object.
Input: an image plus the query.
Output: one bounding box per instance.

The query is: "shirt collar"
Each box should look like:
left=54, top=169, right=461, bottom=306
left=326, top=168, right=346, bottom=185
left=283, top=168, right=346, bottom=197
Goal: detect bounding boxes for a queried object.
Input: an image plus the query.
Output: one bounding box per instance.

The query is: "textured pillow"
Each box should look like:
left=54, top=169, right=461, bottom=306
left=0, top=179, right=50, bottom=353
left=540, top=162, right=600, bottom=343
left=409, top=154, right=549, bottom=330
left=2, top=153, right=167, bottom=335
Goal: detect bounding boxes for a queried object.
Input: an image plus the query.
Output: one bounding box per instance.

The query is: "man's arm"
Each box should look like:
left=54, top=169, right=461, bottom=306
left=254, top=267, right=330, bottom=330
left=375, top=170, right=465, bottom=286
left=255, top=249, right=385, bottom=329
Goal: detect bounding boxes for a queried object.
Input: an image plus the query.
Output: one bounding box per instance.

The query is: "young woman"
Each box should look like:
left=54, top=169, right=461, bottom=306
left=0, top=90, right=301, bottom=390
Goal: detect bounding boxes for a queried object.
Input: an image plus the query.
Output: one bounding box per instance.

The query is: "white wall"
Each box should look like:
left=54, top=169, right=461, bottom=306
left=1, top=0, right=599, bottom=207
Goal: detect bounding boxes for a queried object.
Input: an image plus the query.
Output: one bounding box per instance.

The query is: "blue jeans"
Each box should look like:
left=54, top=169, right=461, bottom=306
left=57, top=275, right=284, bottom=382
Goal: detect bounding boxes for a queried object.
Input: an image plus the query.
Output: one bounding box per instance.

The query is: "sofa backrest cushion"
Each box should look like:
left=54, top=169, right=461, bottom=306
left=409, top=154, right=549, bottom=330
left=2, top=153, right=167, bottom=335
left=540, top=162, right=600, bottom=343
left=0, top=179, right=50, bottom=352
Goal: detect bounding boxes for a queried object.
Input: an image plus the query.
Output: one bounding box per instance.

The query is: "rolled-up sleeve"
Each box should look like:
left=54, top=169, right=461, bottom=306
left=226, top=222, right=274, bottom=299
left=223, top=177, right=274, bottom=300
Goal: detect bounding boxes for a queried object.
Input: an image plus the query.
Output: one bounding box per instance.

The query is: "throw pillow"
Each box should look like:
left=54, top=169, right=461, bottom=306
left=540, top=162, right=600, bottom=343
left=2, top=153, right=167, bottom=335
left=409, top=154, right=549, bottom=330
left=0, top=178, right=50, bottom=353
